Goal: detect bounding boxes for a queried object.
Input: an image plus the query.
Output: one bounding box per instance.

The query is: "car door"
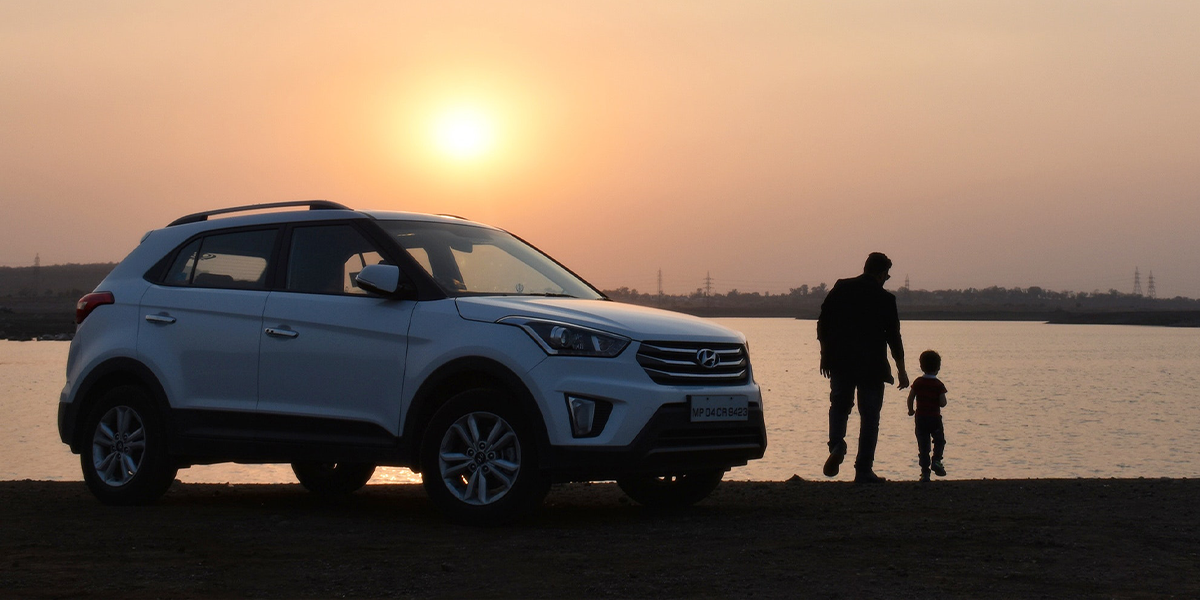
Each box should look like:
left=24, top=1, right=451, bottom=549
left=138, top=227, right=279, bottom=442
left=256, top=222, right=415, bottom=447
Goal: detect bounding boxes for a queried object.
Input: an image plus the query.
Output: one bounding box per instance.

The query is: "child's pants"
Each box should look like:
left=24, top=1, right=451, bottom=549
left=914, top=415, right=946, bottom=471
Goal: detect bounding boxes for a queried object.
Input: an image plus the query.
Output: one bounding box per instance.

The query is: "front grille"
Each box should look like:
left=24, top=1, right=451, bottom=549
left=636, top=341, right=749, bottom=385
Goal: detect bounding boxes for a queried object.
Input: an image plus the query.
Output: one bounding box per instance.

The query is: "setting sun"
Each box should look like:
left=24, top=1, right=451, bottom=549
left=430, top=107, right=496, bottom=161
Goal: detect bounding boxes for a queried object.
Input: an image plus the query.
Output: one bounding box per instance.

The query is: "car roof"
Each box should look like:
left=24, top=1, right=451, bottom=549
left=106, top=203, right=503, bottom=287
left=159, top=205, right=498, bottom=235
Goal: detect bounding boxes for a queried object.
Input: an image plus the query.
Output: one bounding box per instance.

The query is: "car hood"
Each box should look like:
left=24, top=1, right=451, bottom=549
left=454, top=297, right=746, bottom=343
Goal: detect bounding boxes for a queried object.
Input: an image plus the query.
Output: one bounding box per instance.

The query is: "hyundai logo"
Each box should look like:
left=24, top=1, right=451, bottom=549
left=695, top=349, right=720, bottom=369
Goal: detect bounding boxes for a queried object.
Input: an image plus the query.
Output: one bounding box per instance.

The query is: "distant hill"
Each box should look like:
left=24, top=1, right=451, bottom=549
left=0, top=263, right=115, bottom=298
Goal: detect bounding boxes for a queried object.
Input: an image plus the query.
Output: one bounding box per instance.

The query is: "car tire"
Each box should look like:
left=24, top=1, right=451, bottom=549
left=291, top=461, right=376, bottom=495
left=617, top=470, right=725, bottom=508
left=420, top=388, right=549, bottom=526
left=80, top=384, right=178, bottom=505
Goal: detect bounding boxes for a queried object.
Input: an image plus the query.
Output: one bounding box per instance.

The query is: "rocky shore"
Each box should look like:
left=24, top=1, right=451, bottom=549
left=1, top=478, right=1196, bottom=598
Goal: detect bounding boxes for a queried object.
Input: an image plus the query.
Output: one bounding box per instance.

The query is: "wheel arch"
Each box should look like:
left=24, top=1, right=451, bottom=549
left=66, top=357, right=172, bottom=453
left=403, top=356, right=550, bottom=472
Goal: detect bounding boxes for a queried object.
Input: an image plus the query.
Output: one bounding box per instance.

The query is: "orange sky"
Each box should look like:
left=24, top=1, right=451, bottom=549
left=2, top=1, right=1198, bottom=297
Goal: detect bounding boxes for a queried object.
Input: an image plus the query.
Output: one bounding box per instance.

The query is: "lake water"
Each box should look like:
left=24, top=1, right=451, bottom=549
left=3, top=319, right=1199, bottom=484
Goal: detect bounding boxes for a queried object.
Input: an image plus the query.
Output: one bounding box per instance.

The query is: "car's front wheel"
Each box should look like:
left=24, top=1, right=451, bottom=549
left=617, top=470, right=725, bottom=508
left=291, top=462, right=376, bottom=495
left=80, top=384, right=178, bottom=505
left=420, top=388, right=549, bottom=525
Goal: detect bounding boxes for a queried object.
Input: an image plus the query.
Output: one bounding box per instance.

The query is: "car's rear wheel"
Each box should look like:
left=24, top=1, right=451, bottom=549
left=80, top=384, right=178, bottom=505
left=617, top=470, right=725, bottom=508
left=291, top=462, right=376, bottom=495
left=420, top=388, right=549, bottom=525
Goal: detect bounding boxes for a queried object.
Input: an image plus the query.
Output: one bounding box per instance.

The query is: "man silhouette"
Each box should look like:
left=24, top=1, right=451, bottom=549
left=816, top=252, right=908, bottom=483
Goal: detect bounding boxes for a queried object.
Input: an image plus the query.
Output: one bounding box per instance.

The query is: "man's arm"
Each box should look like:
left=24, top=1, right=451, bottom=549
left=885, top=294, right=908, bottom=389
left=817, top=313, right=831, bottom=379
left=817, top=281, right=842, bottom=379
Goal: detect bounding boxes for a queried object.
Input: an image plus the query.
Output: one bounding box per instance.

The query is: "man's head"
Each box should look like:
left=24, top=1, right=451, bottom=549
left=863, top=252, right=892, bottom=284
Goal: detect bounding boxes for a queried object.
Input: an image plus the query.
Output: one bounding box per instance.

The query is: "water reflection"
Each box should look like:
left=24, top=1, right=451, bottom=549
left=727, top=319, right=1200, bottom=481
left=4, top=320, right=1200, bottom=484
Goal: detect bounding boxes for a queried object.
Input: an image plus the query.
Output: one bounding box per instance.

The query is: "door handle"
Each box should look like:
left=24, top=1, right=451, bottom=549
left=264, top=327, right=299, bottom=339
left=145, top=314, right=176, bottom=324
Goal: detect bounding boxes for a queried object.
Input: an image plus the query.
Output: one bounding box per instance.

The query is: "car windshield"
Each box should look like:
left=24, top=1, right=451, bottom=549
left=377, top=220, right=604, bottom=299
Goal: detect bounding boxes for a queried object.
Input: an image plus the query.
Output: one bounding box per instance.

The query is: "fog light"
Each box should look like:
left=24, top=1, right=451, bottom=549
left=565, top=395, right=613, bottom=438
left=568, top=396, right=596, bottom=437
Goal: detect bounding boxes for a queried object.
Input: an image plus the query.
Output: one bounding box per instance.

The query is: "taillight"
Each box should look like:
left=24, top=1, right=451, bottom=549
left=76, top=292, right=115, bottom=324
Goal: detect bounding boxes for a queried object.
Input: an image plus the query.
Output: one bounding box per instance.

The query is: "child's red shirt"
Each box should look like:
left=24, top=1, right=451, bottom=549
left=911, top=375, right=947, bottom=417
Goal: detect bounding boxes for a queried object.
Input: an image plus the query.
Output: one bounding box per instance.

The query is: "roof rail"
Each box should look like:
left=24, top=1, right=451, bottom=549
left=167, top=200, right=353, bottom=227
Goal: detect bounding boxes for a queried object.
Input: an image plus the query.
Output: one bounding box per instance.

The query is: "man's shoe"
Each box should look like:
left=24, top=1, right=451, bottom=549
left=823, top=447, right=846, bottom=478
left=853, top=470, right=887, bottom=484
left=919, top=471, right=931, bottom=482
left=931, top=460, right=947, bottom=477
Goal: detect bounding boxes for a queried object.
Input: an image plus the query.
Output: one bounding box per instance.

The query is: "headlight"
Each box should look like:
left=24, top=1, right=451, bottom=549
left=499, top=317, right=630, bottom=357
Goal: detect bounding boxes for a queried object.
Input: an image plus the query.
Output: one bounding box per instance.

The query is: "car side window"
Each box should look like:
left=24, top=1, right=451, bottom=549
left=287, top=224, right=386, bottom=295
left=405, top=247, right=433, bottom=276
left=163, top=239, right=201, bottom=285
left=163, top=230, right=277, bottom=289
left=193, top=230, right=277, bottom=289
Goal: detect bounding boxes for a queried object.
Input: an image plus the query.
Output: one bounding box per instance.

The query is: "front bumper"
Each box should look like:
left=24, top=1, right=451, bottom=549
left=540, top=402, right=767, bottom=483
left=524, top=341, right=764, bottom=446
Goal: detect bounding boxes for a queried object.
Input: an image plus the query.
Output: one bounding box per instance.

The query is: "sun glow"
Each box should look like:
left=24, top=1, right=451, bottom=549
left=431, top=107, right=496, bottom=161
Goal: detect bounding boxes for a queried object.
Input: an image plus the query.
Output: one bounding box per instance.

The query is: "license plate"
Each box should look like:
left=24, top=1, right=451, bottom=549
left=689, top=395, right=749, bottom=422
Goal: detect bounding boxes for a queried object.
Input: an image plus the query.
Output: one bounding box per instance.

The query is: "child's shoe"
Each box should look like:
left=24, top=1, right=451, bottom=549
left=919, top=470, right=931, bottom=482
left=931, top=460, right=946, bottom=477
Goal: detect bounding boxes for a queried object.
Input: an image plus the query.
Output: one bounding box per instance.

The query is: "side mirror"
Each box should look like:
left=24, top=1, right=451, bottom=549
left=355, top=264, right=415, bottom=299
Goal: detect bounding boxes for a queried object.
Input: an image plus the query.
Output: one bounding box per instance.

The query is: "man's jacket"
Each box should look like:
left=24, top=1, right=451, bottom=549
left=817, top=274, right=904, bottom=383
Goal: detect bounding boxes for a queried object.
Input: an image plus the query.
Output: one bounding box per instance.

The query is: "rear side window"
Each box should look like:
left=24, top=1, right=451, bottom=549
left=163, top=229, right=277, bottom=290
left=164, top=239, right=201, bottom=285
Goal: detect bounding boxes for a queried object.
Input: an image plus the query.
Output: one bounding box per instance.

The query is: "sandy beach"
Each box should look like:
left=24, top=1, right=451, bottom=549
left=1, top=478, right=1196, bottom=599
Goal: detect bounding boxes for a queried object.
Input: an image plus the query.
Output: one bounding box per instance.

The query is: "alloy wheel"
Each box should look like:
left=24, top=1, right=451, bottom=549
left=437, top=411, right=521, bottom=505
left=91, top=405, right=146, bottom=487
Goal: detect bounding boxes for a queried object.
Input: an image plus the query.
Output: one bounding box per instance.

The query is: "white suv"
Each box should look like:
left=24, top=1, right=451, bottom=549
left=59, top=201, right=766, bottom=523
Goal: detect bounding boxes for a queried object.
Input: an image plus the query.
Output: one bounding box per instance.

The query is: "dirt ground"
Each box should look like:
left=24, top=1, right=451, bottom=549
left=1, top=478, right=1197, bottom=599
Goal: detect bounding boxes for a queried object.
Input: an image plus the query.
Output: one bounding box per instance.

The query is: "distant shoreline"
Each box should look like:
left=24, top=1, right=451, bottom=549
left=677, top=306, right=1200, bottom=327
left=4, top=262, right=1200, bottom=336
left=3, top=298, right=1199, bottom=341
left=1042, top=310, right=1200, bottom=327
